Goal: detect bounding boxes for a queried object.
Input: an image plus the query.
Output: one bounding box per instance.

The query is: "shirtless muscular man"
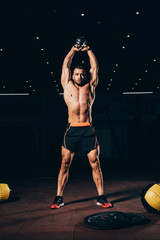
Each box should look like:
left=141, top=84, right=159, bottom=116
left=50, top=42, right=112, bottom=209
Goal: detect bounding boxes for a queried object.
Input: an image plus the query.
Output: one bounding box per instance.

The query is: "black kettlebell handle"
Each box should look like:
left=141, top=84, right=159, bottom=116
left=74, top=36, right=87, bottom=48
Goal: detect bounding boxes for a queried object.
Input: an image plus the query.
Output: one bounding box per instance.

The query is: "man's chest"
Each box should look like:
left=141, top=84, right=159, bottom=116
left=65, top=83, right=92, bottom=102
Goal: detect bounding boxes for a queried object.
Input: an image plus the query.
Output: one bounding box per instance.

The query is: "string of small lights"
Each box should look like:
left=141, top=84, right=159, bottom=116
left=33, top=10, right=88, bottom=96
left=35, top=35, right=63, bottom=95
left=0, top=47, right=35, bottom=95
left=0, top=4, right=159, bottom=95
left=105, top=10, right=159, bottom=94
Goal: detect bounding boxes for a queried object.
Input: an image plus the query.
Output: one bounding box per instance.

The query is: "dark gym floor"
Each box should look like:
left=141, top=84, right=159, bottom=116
left=0, top=168, right=160, bottom=240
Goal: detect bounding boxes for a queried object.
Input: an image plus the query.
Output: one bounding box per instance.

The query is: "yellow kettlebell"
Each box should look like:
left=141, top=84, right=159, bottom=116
left=0, top=183, right=11, bottom=202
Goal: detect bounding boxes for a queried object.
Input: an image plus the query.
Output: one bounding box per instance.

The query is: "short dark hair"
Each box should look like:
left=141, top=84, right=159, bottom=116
left=73, top=65, right=86, bottom=73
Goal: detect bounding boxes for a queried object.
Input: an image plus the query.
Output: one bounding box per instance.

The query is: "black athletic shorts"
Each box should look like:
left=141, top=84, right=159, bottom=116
left=62, top=122, right=100, bottom=154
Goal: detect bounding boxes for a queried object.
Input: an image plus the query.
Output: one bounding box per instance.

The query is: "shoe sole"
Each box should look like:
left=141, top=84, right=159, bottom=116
left=50, top=203, right=64, bottom=209
left=97, top=202, right=112, bottom=208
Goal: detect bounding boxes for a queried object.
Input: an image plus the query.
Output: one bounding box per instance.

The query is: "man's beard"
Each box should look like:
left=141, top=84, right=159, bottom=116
left=73, top=79, right=86, bottom=86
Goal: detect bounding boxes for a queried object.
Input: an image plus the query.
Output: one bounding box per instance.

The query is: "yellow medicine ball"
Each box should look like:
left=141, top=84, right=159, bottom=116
left=141, top=183, right=160, bottom=213
left=0, top=183, right=11, bottom=202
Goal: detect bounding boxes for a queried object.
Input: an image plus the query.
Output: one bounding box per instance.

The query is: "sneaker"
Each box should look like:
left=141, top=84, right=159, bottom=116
left=97, top=195, right=112, bottom=208
left=50, top=196, right=64, bottom=209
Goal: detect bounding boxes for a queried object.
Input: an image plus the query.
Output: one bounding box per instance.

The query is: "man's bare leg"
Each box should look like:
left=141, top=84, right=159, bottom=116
left=87, top=147, right=104, bottom=195
left=87, top=147, right=112, bottom=208
left=50, top=147, right=74, bottom=209
left=57, top=147, right=75, bottom=196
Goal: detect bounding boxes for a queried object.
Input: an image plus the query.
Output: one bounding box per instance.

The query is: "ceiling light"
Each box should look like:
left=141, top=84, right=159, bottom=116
left=123, top=92, right=153, bottom=95
left=0, top=93, right=29, bottom=96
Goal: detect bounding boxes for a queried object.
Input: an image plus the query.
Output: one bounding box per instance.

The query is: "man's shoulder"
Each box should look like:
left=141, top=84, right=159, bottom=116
left=67, top=80, right=74, bottom=86
left=63, top=80, right=74, bottom=89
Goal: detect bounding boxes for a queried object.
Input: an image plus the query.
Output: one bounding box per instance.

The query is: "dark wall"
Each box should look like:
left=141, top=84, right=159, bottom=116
left=0, top=93, right=159, bottom=178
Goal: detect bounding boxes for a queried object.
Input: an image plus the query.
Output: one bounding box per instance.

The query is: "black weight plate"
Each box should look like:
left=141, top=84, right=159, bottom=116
left=83, top=211, right=150, bottom=230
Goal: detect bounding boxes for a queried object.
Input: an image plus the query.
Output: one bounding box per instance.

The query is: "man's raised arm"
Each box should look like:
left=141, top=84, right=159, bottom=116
left=61, top=45, right=82, bottom=88
left=81, top=46, right=99, bottom=88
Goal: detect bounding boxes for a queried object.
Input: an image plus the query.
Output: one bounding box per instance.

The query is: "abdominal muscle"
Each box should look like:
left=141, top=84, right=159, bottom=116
left=67, top=102, right=92, bottom=123
left=63, top=82, right=94, bottom=123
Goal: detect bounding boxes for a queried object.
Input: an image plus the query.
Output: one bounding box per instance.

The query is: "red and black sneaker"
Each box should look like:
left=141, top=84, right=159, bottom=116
left=50, top=196, right=64, bottom=209
left=97, top=195, right=112, bottom=208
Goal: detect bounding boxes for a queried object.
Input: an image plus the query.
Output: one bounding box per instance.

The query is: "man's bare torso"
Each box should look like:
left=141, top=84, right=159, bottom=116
left=63, top=81, right=95, bottom=123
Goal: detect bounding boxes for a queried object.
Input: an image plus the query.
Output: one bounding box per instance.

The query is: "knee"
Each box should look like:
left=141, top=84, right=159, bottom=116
left=90, top=158, right=100, bottom=171
left=61, top=157, right=71, bottom=171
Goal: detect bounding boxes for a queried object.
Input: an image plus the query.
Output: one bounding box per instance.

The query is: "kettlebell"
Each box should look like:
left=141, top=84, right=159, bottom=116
left=75, top=36, right=86, bottom=48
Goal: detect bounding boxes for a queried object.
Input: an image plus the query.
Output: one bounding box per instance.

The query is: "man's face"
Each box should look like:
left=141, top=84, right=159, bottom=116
left=72, top=68, right=86, bottom=86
